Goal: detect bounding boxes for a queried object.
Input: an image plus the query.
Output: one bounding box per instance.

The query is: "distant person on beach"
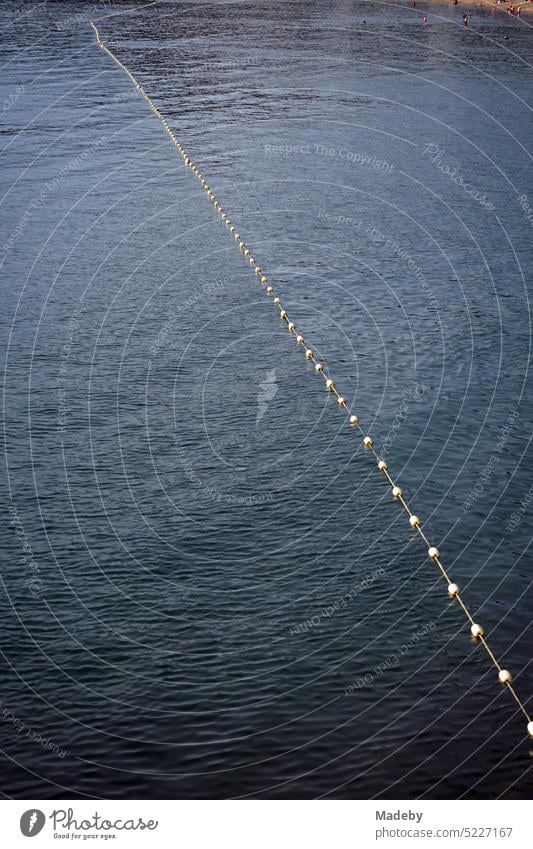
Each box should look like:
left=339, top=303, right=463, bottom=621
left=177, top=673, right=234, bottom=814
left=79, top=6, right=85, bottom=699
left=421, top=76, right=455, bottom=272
left=423, top=14, right=428, bottom=22
left=462, top=11, right=470, bottom=24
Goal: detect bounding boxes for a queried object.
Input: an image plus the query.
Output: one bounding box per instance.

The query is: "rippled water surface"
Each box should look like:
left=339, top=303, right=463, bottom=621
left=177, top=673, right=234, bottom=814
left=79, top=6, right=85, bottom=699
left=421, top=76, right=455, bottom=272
left=1, top=0, right=532, bottom=798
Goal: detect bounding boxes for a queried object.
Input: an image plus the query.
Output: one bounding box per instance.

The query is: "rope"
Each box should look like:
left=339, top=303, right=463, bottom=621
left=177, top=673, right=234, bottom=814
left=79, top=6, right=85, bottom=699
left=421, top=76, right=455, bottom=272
left=90, top=19, right=532, bottom=738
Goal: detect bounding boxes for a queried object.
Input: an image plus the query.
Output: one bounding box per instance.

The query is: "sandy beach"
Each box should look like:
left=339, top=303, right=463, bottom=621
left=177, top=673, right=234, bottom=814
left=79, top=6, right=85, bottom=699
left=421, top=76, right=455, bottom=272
left=424, top=0, right=533, bottom=14
left=466, top=0, right=533, bottom=13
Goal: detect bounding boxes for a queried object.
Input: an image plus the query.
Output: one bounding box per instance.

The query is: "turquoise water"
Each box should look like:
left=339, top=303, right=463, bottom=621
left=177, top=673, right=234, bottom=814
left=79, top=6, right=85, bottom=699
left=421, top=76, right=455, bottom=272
left=1, top=0, right=532, bottom=798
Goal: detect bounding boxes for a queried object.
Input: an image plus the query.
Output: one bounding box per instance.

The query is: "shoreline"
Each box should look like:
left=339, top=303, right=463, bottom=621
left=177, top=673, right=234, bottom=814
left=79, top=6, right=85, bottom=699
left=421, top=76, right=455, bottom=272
left=412, top=0, right=533, bottom=15
left=464, top=0, right=533, bottom=13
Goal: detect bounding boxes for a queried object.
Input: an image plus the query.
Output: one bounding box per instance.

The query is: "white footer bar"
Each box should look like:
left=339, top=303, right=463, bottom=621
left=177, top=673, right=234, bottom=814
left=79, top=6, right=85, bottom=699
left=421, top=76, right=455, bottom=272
left=2, top=799, right=529, bottom=848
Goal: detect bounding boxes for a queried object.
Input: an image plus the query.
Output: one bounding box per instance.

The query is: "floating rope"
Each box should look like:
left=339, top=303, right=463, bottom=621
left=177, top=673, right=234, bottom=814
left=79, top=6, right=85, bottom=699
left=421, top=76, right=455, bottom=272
left=90, top=19, right=532, bottom=739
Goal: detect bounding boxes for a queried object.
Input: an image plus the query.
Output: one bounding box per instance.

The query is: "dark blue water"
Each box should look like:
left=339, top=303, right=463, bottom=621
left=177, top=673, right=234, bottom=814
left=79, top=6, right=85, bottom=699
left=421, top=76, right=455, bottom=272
left=1, top=0, right=532, bottom=799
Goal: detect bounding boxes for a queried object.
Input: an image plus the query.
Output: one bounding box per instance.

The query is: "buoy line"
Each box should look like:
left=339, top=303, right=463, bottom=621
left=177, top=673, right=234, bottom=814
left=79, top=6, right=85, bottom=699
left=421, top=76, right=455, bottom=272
left=90, top=19, right=532, bottom=739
